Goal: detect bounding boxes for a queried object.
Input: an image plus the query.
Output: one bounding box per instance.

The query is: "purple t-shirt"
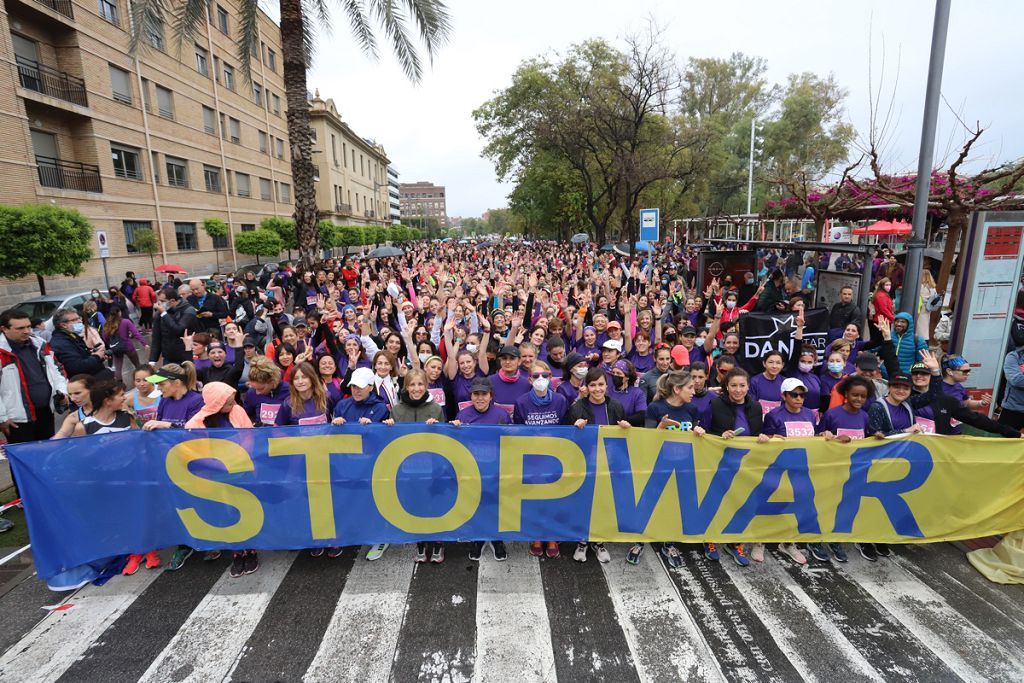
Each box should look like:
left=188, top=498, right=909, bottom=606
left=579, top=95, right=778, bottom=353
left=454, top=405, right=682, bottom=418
left=275, top=396, right=332, bottom=426
left=556, top=379, right=581, bottom=404
left=156, top=391, right=204, bottom=425
left=628, top=350, right=654, bottom=374
left=456, top=403, right=511, bottom=425
left=589, top=400, right=610, bottom=426
left=733, top=403, right=750, bottom=434
left=608, top=386, right=647, bottom=416
left=489, top=372, right=533, bottom=416
left=792, top=371, right=822, bottom=415
left=818, top=373, right=845, bottom=411
left=450, top=371, right=484, bottom=412
left=691, top=390, right=715, bottom=417
left=942, top=381, right=968, bottom=403
left=243, top=381, right=291, bottom=426
left=762, top=405, right=818, bottom=437
left=818, top=405, right=869, bottom=439
left=687, top=344, right=709, bottom=365
left=513, top=391, right=568, bottom=426
left=749, top=373, right=784, bottom=415
left=884, top=400, right=913, bottom=432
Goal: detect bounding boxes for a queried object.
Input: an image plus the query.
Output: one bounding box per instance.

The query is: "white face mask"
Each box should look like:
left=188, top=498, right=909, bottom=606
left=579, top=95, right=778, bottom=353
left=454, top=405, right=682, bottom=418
left=572, top=366, right=588, bottom=379
left=466, top=343, right=478, bottom=353
left=798, top=361, right=814, bottom=373
left=532, top=377, right=550, bottom=392
left=725, top=300, right=737, bottom=309
left=418, top=352, right=431, bottom=363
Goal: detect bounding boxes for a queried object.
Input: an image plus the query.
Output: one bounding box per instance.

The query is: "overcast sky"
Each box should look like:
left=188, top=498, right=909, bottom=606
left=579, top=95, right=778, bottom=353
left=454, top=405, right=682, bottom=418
left=301, top=0, right=1024, bottom=218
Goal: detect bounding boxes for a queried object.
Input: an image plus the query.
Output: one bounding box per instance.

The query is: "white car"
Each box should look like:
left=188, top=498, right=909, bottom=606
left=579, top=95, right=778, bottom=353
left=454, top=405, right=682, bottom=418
left=12, top=291, right=94, bottom=334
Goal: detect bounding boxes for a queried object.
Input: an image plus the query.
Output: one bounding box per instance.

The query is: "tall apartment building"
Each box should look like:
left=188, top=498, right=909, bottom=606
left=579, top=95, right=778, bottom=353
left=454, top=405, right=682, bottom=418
left=308, top=92, right=389, bottom=228
left=399, top=180, right=448, bottom=229
left=387, top=165, right=400, bottom=224
left=0, top=0, right=293, bottom=304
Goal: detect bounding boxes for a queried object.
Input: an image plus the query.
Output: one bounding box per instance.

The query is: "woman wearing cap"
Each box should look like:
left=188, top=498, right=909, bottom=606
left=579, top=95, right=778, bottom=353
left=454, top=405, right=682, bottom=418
left=332, top=367, right=389, bottom=425
left=196, top=339, right=245, bottom=389
left=608, top=359, right=647, bottom=426
left=565, top=367, right=630, bottom=564
left=556, top=352, right=589, bottom=405
left=489, top=345, right=532, bottom=416
left=700, top=367, right=762, bottom=568
left=637, top=371, right=706, bottom=568
left=184, top=382, right=260, bottom=577
left=242, top=357, right=290, bottom=426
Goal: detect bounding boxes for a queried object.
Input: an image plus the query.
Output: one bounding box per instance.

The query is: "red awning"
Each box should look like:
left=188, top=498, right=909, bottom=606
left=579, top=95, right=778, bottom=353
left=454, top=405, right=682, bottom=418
left=852, top=220, right=912, bottom=236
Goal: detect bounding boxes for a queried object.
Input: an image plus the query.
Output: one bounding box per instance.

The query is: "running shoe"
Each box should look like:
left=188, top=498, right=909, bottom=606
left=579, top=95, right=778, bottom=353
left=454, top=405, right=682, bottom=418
left=144, top=550, right=161, bottom=569
left=415, top=542, right=428, bottom=563
left=243, top=551, right=259, bottom=575
left=529, top=541, right=543, bottom=557
left=491, top=541, right=508, bottom=561
left=626, top=543, right=644, bottom=565
left=723, top=543, right=750, bottom=567
left=704, top=543, right=720, bottom=561
left=0, top=518, right=13, bottom=533
left=573, top=542, right=588, bottom=563
left=874, top=543, right=892, bottom=558
left=808, top=543, right=831, bottom=563
left=168, top=546, right=193, bottom=571
left=829, top=544, right=848, bottom=563
left=203, top=550, right=222, bottom=562
left=857, top=543, right=878, bottom=562
left=327, top=546, right=343, bottom=558
left=230, top=552, right=246, bottom=578
left=309, top=547, right=325, bottom=558
left=366, top=543, right=389, bottom=561
left=779, top=543, right=807, bottom=565
left=123, top=554, right=142, bottom=576
left=430, top=543, right=445, bottom=564
left=750, top=543, right=765, bottom=563
left=469, top=541, right=485, bottom=561
left=545, top=542, right=560, bottom=559
left=660, top=543, right=683, bottom=569
left=592, top=543, right=611, bottom=564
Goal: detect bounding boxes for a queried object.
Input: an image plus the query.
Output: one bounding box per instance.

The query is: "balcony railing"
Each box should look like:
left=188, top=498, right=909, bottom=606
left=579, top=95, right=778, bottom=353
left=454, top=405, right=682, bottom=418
left=36, top=156, right=102, bottom=192
left=16, top=56, right=87, bottom=106
left=364, top=210, right=376, bottom=218
left=335, top=203, right=352, bottom=215
left=31, top=0, right=74, bottom=18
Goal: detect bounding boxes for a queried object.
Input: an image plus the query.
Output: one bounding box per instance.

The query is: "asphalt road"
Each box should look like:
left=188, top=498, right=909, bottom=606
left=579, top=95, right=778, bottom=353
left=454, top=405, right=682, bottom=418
left=0, top=541, right=1022, bottom=682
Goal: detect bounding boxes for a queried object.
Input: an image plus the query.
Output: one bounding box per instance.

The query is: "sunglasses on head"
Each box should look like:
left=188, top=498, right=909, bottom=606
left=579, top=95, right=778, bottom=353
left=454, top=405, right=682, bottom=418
left=530, top=372, right=551, bottom=379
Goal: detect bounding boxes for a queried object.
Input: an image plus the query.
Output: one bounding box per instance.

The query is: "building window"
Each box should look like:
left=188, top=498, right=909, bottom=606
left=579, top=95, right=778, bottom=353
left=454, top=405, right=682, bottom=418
left=144, top=20, right=164, bottom=50
left=216, top=6, right=229, bottom=34
left=313, top=166, right=320, bottom=181
left=195, top=45, right=209, bottom=76
left=270, top=93, right=280, bottom=115
left=250, top=36, right=259, bottom=58
left=140, top=78, right=151, bottom=111
left=228, top=117, right=240, bottom=144
left=203, top=165, right=221, bottom=192
left=241, top=223, right=255, bottom=232
left=222, top=63, right=235, bottom=91
left=275, top=137, right=284, bottom=159
left=111, top=144, right=142, bottom=180
left=213, top=56, right=220, bottom=83
left=310, top=128, right=317, bottom=143
left=98, top=0, right=119, bottom=25
left=165, top=156, right=188, bottom=187
left=266, top=48, right=277, bottom=72
left=123, top=221, right=152, bottom=253
left=331, top=135, right=337, bottom=165
left=174, top=222, right=197, bottom=251
left=252, top=82, right=262, bottom=106
left=258, top=130, right=268, bottom=153
left=109, top=64, right=132, bottom=104
left=155, top=85, right=174, bottom=119
left=212, top=232, right=228, bottom=249
left=235, top=172, right=250, bottom=197
left=278, top=182, right=291, bottom=203
left=202, top=106, right=216, bottom=134
left=343, top=143, right=347, bottom=167
left=259, top=177, right=272, bottom=200
left=150, top=151, right=159, bottom=182
left=219, top=112, right=226, bottom=138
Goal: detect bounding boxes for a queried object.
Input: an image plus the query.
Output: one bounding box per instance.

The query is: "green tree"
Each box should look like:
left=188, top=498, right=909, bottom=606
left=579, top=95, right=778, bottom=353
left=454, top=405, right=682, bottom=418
left=202, top=217, right=230, bottom=272
left=130, top=227, right=161, bottom=276
left=235, top=228, right=283, bottom=265
left=374, top=226, right=389, bottom=245
left=260, top=216, right=297, bottom=261
left=406, top=226, right=422, bottom=240
left=130, top=0, right=452, bottom=271
left=0, top=204, right=92, bottom=294
left=388, top=224, right=409, bottom=242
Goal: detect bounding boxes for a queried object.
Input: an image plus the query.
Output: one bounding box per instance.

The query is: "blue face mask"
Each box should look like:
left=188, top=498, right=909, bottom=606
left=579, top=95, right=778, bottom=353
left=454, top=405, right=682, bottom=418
left=71, top=322, right=85, bottom=335
left=827, top=361, right=844, bottom=374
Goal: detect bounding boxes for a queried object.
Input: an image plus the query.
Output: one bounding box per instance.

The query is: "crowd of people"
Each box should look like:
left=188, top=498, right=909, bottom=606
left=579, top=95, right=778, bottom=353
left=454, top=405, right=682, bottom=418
left=1, top=238, right=1021, bottom=583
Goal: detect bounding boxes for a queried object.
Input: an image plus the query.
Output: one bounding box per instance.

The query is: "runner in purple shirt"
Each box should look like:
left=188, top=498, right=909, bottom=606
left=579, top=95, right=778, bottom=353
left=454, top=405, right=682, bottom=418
left=687, top=362, right=718, bottom=417
left=242, top=356, right=291, bottom=426
left=817, top=376, right=873, bottom=440
left=514, top=361, right=568, bottom=426
left=627, top=332, right=655, bottom=375
left=275, top=362, right=335, bottom=426
left=489, top=345, right=533, bottom=416
left=445, top=345, right=488, bottom=413
left=556, top=351, right=588, bottom=405
left=748, top=350, right=786, bottom=416
left=144, top=363, right=204, bottom=429
left=607, top=360, right=647, bottom=425
left=761, top=378, right=818, bottom=438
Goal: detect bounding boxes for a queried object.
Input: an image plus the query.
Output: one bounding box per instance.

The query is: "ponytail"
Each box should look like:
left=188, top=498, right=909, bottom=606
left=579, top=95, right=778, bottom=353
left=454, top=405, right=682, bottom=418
left=655, top=370, right=693, bottom=401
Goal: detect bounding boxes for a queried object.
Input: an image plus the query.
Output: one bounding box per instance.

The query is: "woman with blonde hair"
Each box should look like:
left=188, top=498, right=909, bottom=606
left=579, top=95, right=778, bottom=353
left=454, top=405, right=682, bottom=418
left=242, top=356, right=290, bottom=426
left=917, top=270, right=938, bottom=339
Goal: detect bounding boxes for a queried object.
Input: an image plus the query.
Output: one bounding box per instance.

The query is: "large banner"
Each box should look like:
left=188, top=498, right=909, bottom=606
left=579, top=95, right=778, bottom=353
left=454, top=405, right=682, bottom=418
left=740, top=308, right=830, bottom=371
left=8, top=425, right=1024, bottom=580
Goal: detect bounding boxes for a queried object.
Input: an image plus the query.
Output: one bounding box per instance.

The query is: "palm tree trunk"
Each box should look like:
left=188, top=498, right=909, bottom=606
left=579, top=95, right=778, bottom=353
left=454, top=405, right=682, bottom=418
left=280, top=0, right=319, bottom=270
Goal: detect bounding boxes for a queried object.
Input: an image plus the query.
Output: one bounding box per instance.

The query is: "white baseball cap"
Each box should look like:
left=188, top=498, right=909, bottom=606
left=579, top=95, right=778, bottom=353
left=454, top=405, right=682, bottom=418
left=780, top=377, right=807, bottom=394
left=602, top=339, right=623, bottom=352
left=349, top=367, right=375, bottom=388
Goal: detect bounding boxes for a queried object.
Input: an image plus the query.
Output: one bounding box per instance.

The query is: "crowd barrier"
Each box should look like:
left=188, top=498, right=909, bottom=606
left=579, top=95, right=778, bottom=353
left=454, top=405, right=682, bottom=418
left=7, top=425, right=1024, bottom=579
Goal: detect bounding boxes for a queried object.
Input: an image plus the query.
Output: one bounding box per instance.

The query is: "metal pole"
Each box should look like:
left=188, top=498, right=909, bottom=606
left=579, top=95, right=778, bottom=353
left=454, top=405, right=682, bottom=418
left=746, top=117, right=756, bottom=215
left=101, top=257, right=110, bottom=290
left=902, top=0, right=950, bottom=316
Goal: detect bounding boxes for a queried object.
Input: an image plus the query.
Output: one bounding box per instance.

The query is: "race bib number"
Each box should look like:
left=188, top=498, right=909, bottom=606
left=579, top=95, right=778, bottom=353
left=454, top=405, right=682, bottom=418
left=495, top=402, right=515, bottom=417
left=784, top=421, right=816, bottom=438
left=297, top=414, right=327, bottom=426
left=837, top=428, right=864, bottom=440
left=949, top=417, right=961, bottom=429
left=306, top=295, right=318, bottom=306
left=915, top=417, right=936, bottom=434
left=259, top=403, right=282, bottom=424
left=458, top=400, right=473, bottom=411
left=428, top=388, right=446, bottom=406
left=758, top=400, right=780, bottom=416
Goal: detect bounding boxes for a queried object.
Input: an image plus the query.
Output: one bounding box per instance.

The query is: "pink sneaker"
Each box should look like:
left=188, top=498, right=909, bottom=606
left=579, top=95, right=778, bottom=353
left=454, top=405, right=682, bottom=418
left=123, top=554, right=143, bottom=575
left=750, top=543, right=765, bottom=563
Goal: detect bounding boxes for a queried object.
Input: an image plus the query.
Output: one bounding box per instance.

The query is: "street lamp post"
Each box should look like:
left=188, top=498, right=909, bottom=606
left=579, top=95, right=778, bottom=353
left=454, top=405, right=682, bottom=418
left=746, top=117, right=757, bottom=216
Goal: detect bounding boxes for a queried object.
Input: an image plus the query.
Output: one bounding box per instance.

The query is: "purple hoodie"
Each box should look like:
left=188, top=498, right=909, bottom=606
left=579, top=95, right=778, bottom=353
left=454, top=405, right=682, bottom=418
left=243, top=381, right=291, bottom=425
left=489, top=371, right=532, bottom=416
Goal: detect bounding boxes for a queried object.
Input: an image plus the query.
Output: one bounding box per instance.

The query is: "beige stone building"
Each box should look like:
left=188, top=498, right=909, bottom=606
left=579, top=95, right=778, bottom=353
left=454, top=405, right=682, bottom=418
left=399, top=180, right=448, bottom=229
left=0, top=0, right=294, bottom=305
left=308, top=91, right=389, bottom=228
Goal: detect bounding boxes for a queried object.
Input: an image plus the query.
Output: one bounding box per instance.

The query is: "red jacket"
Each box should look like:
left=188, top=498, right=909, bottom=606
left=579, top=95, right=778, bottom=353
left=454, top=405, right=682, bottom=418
left=132, top=280, right=157, bottom=307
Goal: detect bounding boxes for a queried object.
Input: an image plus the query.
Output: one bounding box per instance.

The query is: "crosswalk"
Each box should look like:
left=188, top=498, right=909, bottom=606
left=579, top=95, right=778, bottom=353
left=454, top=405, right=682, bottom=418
left=0, top=542, right=1023, bottom=682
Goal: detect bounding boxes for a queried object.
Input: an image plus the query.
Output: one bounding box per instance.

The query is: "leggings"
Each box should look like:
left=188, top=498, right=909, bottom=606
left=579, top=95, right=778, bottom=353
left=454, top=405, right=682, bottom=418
left=114, top=348, right=141, bottom=383
left=139, top=307, right=153, bottom=329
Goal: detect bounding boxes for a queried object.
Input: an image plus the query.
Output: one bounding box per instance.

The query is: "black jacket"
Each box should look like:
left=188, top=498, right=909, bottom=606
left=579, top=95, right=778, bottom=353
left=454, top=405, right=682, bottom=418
left=828, top=301, right=863, bottom=330
left=704, top=394, right=764, bottom=436
left=196, top=348, right=246, bottom=389
left=49, top=328, right=106, bottom=376
left=188, top=292, right=229, bottom=333
left=563, top=397, right=626, bottom=425
left=150, top=301, right=199, bottom=364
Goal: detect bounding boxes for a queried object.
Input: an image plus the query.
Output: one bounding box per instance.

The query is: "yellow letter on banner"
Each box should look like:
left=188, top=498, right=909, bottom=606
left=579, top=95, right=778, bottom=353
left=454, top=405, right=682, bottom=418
left=268, top=435, right=363, bottom=540
left=166, top=439, right=264, bottom=543
left=372, top=434, right=481, bottom=533
left=498, top=436, right=587, bottom=532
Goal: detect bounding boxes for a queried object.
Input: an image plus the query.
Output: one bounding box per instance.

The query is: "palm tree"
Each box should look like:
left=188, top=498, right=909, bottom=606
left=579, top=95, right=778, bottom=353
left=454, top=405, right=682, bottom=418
left=129, top=0, right=451, bottom=269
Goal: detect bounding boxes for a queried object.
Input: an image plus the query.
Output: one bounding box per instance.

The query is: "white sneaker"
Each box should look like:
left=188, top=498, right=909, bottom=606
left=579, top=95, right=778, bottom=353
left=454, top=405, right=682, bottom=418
left=573, top=542, right=588, bottom=563
left=366, top=543, right=389, bottom=561
left=592, top=543, right=611, bottom=563
left=779, top=543, right=807, bottom=565
left=750, top=543, right=765, bottom=563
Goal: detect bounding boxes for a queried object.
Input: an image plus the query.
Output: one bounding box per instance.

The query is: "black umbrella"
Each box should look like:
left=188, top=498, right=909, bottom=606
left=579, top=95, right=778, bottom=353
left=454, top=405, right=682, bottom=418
left=366, top=246, right=405, bottom=258
left=600, top=243, right=618, bottom=252
left=570, top=232, right=590, bottom=244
